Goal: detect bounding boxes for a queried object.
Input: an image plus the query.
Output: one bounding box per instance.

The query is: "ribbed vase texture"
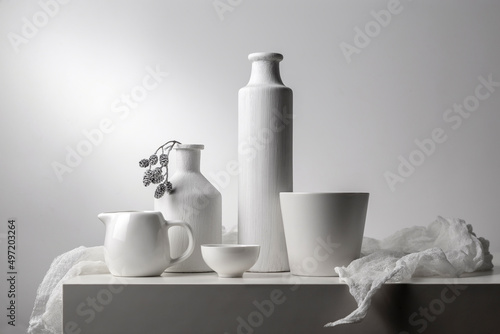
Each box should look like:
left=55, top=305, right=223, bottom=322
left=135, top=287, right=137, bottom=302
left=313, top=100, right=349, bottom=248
left=155, top=145, right=222, bottom=272
left=238, top=52, right=293, bottom=272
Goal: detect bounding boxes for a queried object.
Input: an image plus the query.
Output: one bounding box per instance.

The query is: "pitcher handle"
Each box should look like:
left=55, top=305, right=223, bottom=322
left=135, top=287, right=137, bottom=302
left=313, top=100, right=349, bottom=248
left=165, top=220, right=195, bottom=266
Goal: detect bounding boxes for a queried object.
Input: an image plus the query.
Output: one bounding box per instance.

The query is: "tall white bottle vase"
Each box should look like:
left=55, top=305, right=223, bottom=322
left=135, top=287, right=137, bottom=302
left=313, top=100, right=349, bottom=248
left=154, top=144, right=222, bottom=272
left=238, top=52, right=293, bottom=272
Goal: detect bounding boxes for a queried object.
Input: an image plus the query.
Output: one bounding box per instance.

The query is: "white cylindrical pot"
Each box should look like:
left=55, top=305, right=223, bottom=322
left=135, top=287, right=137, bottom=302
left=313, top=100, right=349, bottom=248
left=280, top=192, right=369, bottom=276
left=154, top=144, right=222, bottom=272
left=238, top=52, right=293, bottom=272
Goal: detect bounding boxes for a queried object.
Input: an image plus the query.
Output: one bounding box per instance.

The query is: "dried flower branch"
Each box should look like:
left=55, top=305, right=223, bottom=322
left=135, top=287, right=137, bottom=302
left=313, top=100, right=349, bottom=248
left=139, top=140, right=180, bottom=198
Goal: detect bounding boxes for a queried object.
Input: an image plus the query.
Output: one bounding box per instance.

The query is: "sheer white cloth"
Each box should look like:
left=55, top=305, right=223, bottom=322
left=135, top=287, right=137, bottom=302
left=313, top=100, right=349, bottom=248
left=28, top=246, right=108, bottom=334
left=325, top=216, right=493, bottom=327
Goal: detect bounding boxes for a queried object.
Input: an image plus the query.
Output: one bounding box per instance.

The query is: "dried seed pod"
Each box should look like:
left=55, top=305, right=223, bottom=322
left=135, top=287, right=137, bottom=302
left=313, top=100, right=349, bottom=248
left=154, top=183, right=167, bottom=198
left=151, top=173, right=164, bottom=184
left=159, top=154, right=169, bottom=167
left=143, top=170, right=154, bottom=187
left=166, top=181, right=173, bottom=194
left=149, top=154, right=158, bottom=165
left=139, top=159, right=149, bottom=168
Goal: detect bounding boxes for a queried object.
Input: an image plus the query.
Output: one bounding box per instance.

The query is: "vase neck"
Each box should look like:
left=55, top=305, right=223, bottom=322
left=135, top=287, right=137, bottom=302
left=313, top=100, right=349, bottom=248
left=175, top=147, right=202, bottom=172
left=247, top=52, right=284, bottom=86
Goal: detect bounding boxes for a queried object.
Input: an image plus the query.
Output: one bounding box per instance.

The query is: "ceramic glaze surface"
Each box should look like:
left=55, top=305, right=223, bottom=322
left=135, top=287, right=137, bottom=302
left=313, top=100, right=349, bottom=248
left=99, top=211, right=194, bottom=277
left=155, top=145, right=222, bottom=272
left=201, top=244, right=260, bottom=278
left=280, top=193, right=369, bottom=276
left=238, top=52, right=292, bottom=272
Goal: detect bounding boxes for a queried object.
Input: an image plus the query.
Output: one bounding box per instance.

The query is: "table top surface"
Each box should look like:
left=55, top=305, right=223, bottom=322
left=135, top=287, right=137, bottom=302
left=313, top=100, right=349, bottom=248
left=64, top=253, right=499, bottom=286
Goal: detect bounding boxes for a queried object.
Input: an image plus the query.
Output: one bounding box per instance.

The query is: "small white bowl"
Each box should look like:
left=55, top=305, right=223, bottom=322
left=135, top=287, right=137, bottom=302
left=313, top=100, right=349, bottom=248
left=201, top=244, right=260, bottom=278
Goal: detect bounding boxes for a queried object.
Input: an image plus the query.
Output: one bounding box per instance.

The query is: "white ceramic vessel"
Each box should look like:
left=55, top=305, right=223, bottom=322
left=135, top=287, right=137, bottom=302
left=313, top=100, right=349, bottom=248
left=98, top=211, right=195, bottom=277
left=201, top=244, right=261, bottom=278
left=155, top=144, right=222, bottom=272
left=280, top=193, right=369, bottom=276
left=238, top=52, right=293, bottom=272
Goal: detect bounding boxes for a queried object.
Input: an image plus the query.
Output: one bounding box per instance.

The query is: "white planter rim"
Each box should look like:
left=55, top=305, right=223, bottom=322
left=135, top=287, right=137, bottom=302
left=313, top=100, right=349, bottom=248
left=175, top=144, right=204, bottom=150
left=280, top=192, right=369, bottom=196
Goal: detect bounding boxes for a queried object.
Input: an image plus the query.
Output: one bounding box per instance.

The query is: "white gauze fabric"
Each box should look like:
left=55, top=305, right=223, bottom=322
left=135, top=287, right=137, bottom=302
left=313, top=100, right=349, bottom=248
left=324, top=216, right=493, bottom=327
left=28, top=246, right=109, bottom=334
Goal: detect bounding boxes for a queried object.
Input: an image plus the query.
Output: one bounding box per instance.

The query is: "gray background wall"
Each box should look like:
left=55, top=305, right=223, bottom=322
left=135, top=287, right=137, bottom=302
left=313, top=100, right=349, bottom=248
left=1, top=0, right=499, bottom=332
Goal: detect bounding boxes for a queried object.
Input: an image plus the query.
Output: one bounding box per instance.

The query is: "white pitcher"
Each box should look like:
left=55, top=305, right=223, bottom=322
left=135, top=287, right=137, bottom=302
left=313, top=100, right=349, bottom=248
left=98, top=211, right=195, bottom=277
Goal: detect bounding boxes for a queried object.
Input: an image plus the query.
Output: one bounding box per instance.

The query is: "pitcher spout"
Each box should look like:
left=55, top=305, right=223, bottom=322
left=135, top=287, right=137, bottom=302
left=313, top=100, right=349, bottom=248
left=155, top=211, right=169, bottom=226
left=98, top=212, right=112, bottom=225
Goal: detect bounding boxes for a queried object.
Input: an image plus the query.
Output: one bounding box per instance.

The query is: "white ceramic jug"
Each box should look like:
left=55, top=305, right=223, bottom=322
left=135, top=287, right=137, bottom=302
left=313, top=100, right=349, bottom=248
left=98, top=211, right=195, bottom=277
left=154, top=144, right=222, bottom=272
